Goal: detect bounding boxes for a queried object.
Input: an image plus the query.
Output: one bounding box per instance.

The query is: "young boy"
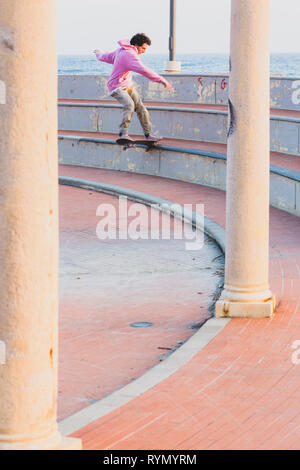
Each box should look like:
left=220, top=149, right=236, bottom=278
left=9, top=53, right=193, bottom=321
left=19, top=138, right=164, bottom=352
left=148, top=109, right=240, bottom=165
left=93, top=33, right=172, bottom=142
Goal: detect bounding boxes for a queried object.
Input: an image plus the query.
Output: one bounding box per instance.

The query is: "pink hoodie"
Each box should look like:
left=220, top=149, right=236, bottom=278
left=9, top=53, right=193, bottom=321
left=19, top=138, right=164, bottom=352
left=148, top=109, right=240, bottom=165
left=96, top=39, right=168, bottom=93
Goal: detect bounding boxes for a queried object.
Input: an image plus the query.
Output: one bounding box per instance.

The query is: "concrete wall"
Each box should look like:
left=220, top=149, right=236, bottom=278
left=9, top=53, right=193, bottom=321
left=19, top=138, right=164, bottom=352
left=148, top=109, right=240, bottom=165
left=270, top=167, right=300, bottom=216
left=58, top=136, right=300, bottom=217
left=58, top=73, right=300, bottom=217
left=58, top=74, right=300, bottom=111
left=58, top=103, right=228, bottom=143
left=271, top=116, right=300, bottom=155
left=58, top=102, right=300, bottom=155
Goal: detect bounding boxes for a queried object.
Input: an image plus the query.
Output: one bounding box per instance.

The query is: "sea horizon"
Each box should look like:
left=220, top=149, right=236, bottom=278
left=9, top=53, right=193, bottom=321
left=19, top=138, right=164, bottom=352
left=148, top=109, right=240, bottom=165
left=58, top=52, right=300, bottom=78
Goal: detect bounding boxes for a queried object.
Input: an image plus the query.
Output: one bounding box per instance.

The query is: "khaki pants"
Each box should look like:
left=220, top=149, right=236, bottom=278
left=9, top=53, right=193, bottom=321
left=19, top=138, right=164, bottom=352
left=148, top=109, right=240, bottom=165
left=111, top=86, right=152, bottom=135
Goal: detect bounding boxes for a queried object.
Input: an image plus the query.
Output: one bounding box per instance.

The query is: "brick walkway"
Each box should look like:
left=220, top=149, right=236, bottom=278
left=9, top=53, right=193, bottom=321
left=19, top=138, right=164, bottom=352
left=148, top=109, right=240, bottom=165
left=59, top=165, right=300, bottom=450
left=58, top=181, right=223, bottom=420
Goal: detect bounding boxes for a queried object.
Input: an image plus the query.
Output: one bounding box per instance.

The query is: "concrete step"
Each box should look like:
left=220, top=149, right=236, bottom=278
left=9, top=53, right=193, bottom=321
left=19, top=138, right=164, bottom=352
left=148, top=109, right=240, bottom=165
left=58, top=98, right=300, bottom=119
left=58, top=100, right=300, bottom=156
left=58, top=101, right=228, bottom=144
left=58, top=132, right=300, bottom=218
left=57, top=129, right=300, bottom=172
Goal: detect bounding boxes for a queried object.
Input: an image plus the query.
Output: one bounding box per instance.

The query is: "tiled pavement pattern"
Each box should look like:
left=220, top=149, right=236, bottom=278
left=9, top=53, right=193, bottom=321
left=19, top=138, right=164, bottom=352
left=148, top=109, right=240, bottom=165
left=59, top=165, right=300, bottom=450
left=58, top=182, right=224, bottom=420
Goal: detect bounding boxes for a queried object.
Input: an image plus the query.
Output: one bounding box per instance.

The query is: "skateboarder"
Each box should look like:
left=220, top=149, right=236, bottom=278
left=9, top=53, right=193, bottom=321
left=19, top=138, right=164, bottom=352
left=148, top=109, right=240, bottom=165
left=93, top=33, right=172, bottom=143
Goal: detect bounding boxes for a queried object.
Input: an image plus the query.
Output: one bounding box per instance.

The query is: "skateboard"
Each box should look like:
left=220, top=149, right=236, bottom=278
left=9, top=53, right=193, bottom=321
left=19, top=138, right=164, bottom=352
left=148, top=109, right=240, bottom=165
left=116, top=138, right=159, bottom=151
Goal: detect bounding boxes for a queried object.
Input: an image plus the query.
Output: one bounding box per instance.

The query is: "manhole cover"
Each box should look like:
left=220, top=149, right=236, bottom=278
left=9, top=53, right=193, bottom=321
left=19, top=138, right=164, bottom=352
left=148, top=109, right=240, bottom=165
left=130, top=322, right=153, bottom=328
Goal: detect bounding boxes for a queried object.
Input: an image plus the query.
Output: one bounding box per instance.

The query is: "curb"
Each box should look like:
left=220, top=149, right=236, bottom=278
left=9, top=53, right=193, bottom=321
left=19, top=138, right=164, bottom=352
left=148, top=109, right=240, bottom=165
left=59, top=176, right=226, bottom=254
left=58, top=135, right=300, bottom=178
left=58, top=176, right=228, bottom=436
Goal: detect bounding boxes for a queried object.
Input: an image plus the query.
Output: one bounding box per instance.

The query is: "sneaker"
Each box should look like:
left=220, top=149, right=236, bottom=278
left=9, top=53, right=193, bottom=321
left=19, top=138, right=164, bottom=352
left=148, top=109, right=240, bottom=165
left=119, top=133, right=133, bottom=141
left=145, top=133, right=163, bottom=142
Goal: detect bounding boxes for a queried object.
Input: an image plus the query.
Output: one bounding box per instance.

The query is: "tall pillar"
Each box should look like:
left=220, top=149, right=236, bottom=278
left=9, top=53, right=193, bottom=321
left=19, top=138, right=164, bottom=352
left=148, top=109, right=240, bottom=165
left=0, top=1, right=81, bottom=449
left=216, top=0, right=275, bottom=318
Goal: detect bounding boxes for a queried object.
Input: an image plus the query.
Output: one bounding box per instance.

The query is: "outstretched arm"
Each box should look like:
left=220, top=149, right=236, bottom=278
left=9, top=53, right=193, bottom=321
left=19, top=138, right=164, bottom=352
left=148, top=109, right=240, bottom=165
left=93, top=49, right=115, bottom=64
left=128, top=53, right=172, bottom=89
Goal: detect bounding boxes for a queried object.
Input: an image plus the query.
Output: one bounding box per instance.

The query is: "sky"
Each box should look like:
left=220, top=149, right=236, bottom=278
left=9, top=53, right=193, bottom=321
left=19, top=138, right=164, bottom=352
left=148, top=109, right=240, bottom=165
left=57, top=0, right=300, bottom=55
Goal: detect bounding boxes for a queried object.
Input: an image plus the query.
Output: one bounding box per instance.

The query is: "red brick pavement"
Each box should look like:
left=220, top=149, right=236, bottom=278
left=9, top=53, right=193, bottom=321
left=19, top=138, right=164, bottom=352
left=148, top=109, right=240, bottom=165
left=58, top=176, right=223, bottom=420
left=59, top=165, right=300, bottom=450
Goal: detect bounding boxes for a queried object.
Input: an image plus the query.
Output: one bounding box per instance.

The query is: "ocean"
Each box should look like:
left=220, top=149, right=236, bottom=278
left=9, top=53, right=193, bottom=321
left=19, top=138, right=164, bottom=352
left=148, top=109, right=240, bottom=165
left=58, top=53, right=300, bottom=77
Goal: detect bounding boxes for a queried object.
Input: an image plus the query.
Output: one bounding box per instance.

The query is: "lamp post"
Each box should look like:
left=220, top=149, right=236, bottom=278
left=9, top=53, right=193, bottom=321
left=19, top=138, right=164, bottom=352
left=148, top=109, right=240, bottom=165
left=164, top=0, right=181, bottom=72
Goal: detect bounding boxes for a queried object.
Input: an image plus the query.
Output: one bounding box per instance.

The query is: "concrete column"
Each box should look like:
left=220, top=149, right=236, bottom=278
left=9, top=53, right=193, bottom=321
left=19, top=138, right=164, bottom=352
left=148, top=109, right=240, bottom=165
left=0, top=1, right=81, bottom=449
left=216, top=0, right=275, bottom=318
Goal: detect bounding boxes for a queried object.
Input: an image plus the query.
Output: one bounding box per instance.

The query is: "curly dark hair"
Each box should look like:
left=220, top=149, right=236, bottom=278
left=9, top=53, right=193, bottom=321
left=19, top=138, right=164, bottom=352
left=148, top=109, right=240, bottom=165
left=130, top=33, right=151, bottom=47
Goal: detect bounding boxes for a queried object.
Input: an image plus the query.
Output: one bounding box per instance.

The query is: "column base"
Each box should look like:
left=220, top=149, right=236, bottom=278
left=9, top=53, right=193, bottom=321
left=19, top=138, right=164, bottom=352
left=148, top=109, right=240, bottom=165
left=0, top=434, right=82, bottom=450
left=164, top=60, right=181, bottom=72
left=215, top=296, right=276, bottom=318
left=58, top=437, right=82, bottom=450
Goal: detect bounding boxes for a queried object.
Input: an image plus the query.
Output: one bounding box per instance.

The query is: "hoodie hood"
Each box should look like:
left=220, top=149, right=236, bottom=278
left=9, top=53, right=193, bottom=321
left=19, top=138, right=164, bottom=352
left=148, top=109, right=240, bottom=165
left=117, top=39, right=137, bottom=52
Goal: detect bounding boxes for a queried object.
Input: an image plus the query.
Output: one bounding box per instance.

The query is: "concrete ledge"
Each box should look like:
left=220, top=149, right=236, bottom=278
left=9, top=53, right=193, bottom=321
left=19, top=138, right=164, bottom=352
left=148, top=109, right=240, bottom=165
left=58, top=102, right=228, bottom=143
left=58, top=137, right=227, bottom=189
left=58, top=136, right=300, bottom=218
left=59, top=175, right=226, bottom=253
left=270, top=164, right=300, bottom=183
left=58, top=101, right=227, bottom=114
left=58, top=74, right=300, bottom=111
left=58, top=101, right=300, bottom=154
left=271, top=116, right=300, bottom=155
left=270, top=166, right=300, bottom=216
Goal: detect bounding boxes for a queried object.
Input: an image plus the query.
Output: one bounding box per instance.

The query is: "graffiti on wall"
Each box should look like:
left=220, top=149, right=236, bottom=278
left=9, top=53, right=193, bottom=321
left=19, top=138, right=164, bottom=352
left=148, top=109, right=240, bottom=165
left=292, top=81, right=300, bottom=105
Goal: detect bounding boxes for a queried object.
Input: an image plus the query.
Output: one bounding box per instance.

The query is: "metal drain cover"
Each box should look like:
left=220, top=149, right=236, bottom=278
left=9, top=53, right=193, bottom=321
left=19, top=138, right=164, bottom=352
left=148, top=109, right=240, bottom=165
left=130, top=322, right=153, bottom=328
